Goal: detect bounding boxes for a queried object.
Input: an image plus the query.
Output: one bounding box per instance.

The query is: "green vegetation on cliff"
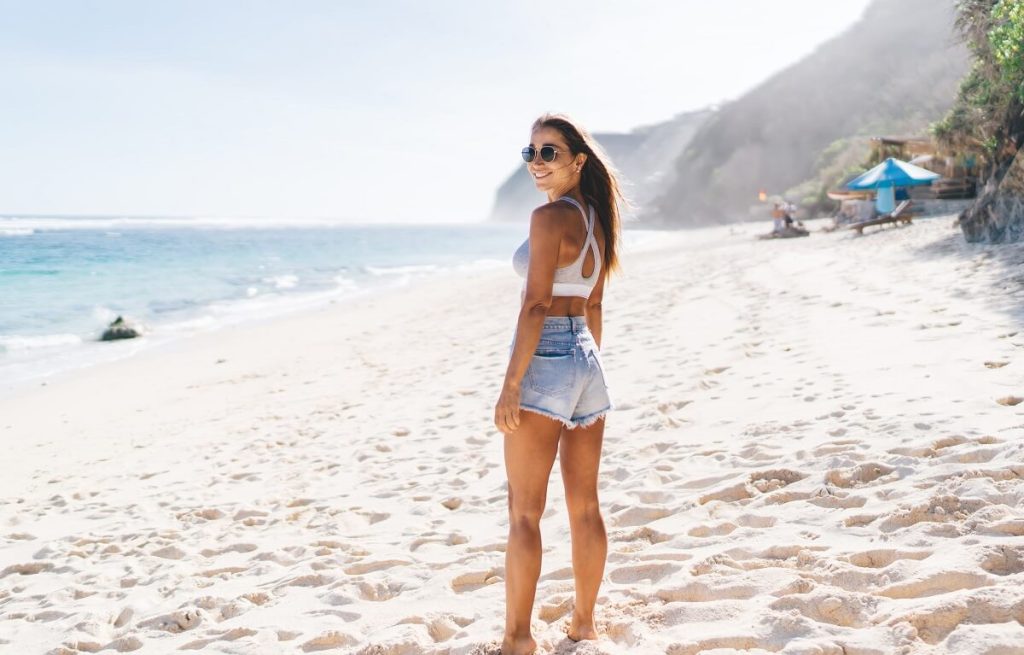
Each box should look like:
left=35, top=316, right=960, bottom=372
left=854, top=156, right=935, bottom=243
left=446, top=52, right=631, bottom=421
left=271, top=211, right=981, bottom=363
left=934, top=0, right=1024, bottom=163
left=936, top=0, right=1024, bottom=242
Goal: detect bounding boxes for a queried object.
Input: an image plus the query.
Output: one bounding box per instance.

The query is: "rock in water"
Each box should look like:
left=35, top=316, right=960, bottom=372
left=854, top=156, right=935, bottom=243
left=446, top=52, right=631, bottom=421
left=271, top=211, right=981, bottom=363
left=100, top=315, right=142, bottom=341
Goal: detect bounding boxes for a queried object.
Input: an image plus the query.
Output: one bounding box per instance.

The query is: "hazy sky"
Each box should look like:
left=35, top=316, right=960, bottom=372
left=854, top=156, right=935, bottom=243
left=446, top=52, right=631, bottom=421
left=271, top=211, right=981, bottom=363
left=0, top=1, right=872, bottom=222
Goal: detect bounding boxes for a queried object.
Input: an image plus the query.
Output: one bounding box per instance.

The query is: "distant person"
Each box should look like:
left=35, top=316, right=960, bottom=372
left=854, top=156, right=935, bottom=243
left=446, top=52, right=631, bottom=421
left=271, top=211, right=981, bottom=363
left=497, top=113, right=624, bottom=654
left=771, top=203, right=786, bottom=232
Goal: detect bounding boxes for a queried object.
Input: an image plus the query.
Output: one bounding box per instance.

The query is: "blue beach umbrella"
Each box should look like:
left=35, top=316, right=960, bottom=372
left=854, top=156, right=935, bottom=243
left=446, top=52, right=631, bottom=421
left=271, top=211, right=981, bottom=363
left=845, top=157, right=940, bottom=213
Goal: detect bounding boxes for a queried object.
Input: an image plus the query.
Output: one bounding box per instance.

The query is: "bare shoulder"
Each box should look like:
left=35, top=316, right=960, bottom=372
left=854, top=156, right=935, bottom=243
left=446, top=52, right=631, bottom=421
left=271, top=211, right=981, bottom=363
left=529, top=200, right=576, bottom=235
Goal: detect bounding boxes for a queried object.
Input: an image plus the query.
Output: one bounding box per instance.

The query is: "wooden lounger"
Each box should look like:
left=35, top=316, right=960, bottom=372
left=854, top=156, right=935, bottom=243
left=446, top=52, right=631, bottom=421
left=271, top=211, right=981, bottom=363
left=848, top=200, right=916, bottom=235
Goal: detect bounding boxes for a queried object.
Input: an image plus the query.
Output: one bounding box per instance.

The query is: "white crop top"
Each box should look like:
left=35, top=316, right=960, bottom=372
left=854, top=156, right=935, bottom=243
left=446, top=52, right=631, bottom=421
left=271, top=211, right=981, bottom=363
left=512, top=195, right=601, bottom=299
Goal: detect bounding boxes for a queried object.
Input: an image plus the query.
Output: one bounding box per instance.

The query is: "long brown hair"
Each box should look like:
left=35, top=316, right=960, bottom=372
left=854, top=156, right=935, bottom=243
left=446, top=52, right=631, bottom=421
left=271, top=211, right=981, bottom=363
left=532, top=113, right=626, bottom=279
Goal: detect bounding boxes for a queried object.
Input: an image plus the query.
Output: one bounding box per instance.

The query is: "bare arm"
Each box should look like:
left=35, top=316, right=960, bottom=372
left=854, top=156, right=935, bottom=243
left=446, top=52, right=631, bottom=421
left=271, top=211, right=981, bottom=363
left=495, top=206, right=564, bottom=433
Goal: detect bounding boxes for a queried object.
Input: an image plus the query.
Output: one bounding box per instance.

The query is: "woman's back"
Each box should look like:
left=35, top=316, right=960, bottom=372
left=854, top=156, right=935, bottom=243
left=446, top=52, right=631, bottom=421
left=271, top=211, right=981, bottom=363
left=512, top=195, right=604, bottom=302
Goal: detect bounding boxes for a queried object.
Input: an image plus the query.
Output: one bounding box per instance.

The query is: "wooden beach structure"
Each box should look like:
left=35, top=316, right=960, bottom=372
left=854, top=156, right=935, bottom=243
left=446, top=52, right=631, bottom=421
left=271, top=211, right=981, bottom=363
left=867, top=136, right=977, bottom=200
left=827, top=135, right=978, bottom=230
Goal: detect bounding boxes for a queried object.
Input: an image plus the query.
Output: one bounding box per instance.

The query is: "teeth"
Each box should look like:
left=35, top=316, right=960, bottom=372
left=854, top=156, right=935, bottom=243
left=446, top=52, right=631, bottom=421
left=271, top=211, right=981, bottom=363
left=534, top=172, right=550, bottom=179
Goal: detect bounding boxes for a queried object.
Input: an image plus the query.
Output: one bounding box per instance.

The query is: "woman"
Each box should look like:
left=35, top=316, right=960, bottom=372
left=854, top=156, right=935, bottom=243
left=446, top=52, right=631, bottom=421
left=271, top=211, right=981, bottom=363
left=494, top=113, right=624, bottom=655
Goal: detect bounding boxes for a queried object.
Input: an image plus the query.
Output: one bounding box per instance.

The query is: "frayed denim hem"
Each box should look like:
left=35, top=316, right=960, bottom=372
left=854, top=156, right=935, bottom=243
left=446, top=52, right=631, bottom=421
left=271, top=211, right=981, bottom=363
left=570, top=406, right=612, bottom=429
left=519, top=403, right=575, bottom=429
left=519, top=403, right=612, bottom=430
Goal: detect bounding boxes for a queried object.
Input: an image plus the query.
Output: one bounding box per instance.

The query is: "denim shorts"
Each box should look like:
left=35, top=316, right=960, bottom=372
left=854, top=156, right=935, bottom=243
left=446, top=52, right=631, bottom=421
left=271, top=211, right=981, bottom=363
left=508, top=315, right=613, bottom=430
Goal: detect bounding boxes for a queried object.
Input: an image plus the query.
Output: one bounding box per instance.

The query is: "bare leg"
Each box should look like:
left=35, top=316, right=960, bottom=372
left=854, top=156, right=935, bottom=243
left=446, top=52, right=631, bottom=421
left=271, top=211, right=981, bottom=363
left=559, top=416, right=607, bottom=641
left=502, top=410, right=563, bottom=655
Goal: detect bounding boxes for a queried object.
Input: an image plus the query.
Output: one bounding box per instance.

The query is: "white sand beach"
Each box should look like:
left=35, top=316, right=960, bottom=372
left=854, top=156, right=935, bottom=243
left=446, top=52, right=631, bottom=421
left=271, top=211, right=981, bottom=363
left=2, top=215, right=1024, bottom=654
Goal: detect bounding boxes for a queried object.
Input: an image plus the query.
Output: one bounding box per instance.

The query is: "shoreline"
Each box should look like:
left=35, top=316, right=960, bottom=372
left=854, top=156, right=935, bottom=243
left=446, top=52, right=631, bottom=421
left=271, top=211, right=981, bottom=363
left=0, top=260, right=498, bottom=403
left=0, top=224, right=686, bottom=401
left=3, top=215, right=1024, bottom=653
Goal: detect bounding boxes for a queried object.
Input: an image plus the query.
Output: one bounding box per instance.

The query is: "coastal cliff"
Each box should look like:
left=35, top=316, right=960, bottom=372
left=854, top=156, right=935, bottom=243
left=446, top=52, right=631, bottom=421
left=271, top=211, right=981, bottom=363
left=649, top=0, right=968, bottom=226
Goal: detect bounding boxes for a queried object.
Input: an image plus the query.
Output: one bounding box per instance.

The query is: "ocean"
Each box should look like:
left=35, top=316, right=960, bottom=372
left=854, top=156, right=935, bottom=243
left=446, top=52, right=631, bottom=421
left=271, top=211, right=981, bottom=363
left=0, top=215, right=669, bottom=396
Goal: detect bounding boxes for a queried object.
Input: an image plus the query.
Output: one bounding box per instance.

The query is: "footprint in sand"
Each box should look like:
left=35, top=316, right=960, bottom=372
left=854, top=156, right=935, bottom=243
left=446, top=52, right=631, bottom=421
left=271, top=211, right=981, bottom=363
left=844, top=548, right=932, bottom=568
left=610, top=526, right=672, bottom=545
left=151, top=545, right=187, bottom=560
left=299, top=630, right=359, bottom=651
left=98, top=636, right=144, bottom=651
left=138, top=608, right=204, bottom=633
left=886, top=433, right=971, bottom=459
left=657, top=399, right=692, bottom=413
left=769, top=590, right=878, bottom=628
left=350, top=579, right=404, bottom=601
left=687, top=521, right=737, bottom=537
left=813, top=440, right=856, bottom=456
left=978, top=544, right=1024, bottom=575
left=656, top=580, right=759, bottom=602
left=825, top=462, right=896, bottom=488
left=611, top=504, right=674, bottom=527
left=199, top=542, right=258, bottom=557
left=875, top=494, right=987, bottom=533
left=538, top=594, right=574, bottom=623
left=885, top=589, right=1022, bottom=645
left=343, top=559, right=413, bottom=575
left=749, top=468, right=806, bottom=493
left=806, top=488, right=867, bottom=509
left=698, top=481, right=752, bottom=505
left=1, top=561, right=54, bottom=576
left=450, top=567, right=503, bottom=593
left=877, top=569, right=993, bottom=599
left=608, top=561, right=681, bottom=584
left=396, top=612, right=475, bottom=642
left=174, top=507, right=226, bottom=521
left=938, top=445, right=1000, bottom=464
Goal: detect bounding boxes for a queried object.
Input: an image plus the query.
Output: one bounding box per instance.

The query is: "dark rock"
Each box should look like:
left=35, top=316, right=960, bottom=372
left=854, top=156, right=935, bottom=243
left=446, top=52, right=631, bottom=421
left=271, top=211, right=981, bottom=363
left=100, top=315, right=142, bottom=341
left=959, top=149, right=1024, bottom=244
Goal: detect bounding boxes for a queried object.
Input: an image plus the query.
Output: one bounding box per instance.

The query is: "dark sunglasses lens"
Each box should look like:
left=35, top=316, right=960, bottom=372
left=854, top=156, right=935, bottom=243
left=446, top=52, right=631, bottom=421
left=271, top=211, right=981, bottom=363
left=521, top=147, right=535, bottom=163
left=540, top=146, right=557, bottom=162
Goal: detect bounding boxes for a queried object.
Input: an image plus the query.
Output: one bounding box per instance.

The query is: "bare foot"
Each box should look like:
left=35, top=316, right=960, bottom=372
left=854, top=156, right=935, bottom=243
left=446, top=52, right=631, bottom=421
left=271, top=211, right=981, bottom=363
left=567, top=612, right=599, bottom=641
left=501, top=634, right=537, bottom=655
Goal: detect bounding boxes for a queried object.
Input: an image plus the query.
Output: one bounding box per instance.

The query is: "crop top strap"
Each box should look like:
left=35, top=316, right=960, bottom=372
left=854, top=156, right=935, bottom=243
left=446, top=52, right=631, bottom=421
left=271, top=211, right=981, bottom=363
left=556, top=196, right=590, bottom=233
left=585, top=205, right=600, bottom=279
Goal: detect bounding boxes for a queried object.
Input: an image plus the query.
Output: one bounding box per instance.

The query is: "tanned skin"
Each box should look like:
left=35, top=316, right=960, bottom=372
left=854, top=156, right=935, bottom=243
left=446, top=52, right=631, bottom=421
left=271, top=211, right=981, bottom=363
left=495, top=126, right=608, bottom=655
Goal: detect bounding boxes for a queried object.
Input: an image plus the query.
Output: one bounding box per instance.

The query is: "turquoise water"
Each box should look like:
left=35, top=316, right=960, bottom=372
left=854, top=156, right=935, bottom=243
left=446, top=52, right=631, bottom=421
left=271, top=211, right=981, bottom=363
left=0, top=217, right=529, bottom=392
left=0, top=215, right=671, bottom=394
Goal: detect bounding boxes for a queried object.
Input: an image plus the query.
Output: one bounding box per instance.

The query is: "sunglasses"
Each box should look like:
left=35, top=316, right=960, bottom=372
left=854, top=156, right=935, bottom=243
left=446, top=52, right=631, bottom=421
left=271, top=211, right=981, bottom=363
left=521, top=145, right=565, bottom=163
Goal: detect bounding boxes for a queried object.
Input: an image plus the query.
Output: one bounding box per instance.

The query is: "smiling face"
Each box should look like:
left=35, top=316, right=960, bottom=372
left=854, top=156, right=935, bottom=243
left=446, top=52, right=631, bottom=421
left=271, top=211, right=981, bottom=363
left=526, top=126, right=585, bottom=194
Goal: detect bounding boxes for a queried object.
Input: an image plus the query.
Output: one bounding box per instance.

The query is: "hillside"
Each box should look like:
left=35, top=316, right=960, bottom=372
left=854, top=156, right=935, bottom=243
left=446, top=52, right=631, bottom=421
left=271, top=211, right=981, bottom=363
left=648, top=0, right=970, bottom=226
